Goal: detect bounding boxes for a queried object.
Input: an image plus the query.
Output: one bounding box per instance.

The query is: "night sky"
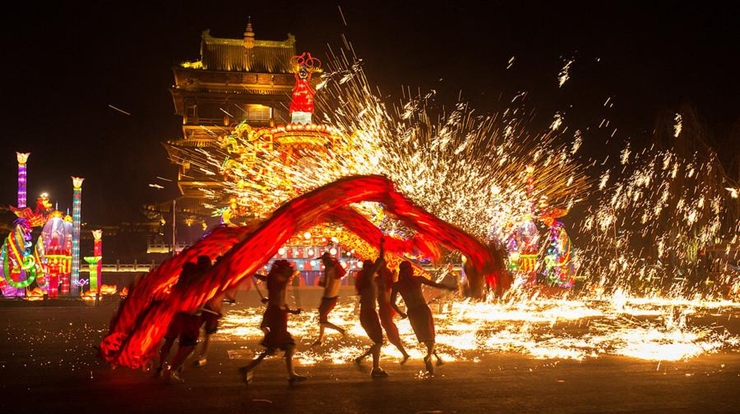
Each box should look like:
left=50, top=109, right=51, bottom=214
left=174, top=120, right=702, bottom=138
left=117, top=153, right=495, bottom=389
left=1, top=2, right=738, bottom=226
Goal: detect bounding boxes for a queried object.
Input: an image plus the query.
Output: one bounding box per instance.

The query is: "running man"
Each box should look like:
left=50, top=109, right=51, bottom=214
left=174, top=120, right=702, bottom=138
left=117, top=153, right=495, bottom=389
left=239, top=260, right=306, bottom=384
left=312, top=251, right=347, bottom=346
left=154, top=261, right=204, bottom=382
left=391, top=261, right=457, bottom=374
left=376, top=263, right=410, bottom=364
left=354, top=239, right=388, bottom=377
left=193, top=283, right=239, bottom=367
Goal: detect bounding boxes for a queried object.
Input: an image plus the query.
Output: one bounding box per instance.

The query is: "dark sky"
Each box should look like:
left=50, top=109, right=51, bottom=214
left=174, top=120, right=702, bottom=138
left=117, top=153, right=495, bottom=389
left=1, top=1, right=738, bottom=225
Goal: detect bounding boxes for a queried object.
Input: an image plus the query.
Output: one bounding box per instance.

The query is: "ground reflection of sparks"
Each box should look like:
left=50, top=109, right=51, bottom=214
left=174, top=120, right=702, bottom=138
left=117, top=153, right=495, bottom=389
left=217, top=294, right=740, bottom=364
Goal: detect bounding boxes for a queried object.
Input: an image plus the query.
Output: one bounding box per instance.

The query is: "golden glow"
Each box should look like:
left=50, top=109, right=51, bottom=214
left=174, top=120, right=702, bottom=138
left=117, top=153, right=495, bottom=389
left=220, top=293, right=740, bottom=364
left=16, top=152, right=30, bottom=164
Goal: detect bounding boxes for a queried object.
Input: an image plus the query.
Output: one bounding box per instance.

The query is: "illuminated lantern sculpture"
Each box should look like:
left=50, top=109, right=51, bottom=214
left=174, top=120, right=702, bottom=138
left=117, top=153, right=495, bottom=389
left=16, top=152, right=30, bottom=209
left=289, top=52, right=321, bottom=124
left=542, top=216, right=575, bottom=288
left=506, top=217, right=540, bottom=285
left=41, top=211, right=73, bottom=297
left=70, top=177, right=84, bottom=295
left=0, top=218, right=37, bottom=297
left=84, top=230, right=103, bottom=295
left=502, top=165, right=577, bottom=288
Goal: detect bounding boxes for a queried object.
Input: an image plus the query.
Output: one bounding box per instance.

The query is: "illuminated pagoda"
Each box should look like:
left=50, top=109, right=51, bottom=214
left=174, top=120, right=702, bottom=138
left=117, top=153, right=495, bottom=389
left=166, top=19, right=297, bottom=202
left=159, top=19, right=301, bottom=251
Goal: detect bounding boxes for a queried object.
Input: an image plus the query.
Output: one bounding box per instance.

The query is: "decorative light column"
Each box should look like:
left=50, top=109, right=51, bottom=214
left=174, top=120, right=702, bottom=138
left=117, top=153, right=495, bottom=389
left=84, top=230, right=102, bottom=294
left=70, top=177, right=84, bottom=295
left=60, top=216, right=73, bottom=295
left=16, top=152, right=30, bottom=208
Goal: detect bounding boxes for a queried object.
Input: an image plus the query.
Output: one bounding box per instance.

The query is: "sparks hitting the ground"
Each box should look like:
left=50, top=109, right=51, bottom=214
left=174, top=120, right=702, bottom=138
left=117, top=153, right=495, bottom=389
left=217, top=293, right=740, bottom=364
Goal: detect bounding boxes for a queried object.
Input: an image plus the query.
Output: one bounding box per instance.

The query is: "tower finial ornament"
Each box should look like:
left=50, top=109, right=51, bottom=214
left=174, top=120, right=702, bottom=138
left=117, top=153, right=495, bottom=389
left=243, top=16, right=255, bottom=49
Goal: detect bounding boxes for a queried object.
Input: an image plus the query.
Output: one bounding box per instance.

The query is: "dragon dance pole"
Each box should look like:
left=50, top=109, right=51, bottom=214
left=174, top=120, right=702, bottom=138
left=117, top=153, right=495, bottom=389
left=16, top=152, right=30, bottom=209
left=70, top=177, right=84, bottom=295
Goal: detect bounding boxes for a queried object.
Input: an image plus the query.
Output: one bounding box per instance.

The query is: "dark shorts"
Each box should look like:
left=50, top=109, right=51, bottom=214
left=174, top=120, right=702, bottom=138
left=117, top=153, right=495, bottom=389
left=261, top=305, right=295, bottom=350
left=200, top=311, right=221, bottom=335
left=318, top=296, right=338, bottom=323
left=165, top=313, right=201, bottom=347
left=407, top=304, right=435, bottom=343
left=360, top=307, right=384, bottom=344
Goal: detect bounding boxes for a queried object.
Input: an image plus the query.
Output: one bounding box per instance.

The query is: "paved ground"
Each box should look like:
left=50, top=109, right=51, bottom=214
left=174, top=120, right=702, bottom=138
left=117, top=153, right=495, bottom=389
left=1, top=302, right=739, bottom=414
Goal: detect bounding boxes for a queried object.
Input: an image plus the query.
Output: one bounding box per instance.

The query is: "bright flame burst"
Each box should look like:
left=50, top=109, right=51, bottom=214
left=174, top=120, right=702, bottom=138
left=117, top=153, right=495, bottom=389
left=171, top=47, right=740, bottom=361
left=218, top=293, right=740, bottom=363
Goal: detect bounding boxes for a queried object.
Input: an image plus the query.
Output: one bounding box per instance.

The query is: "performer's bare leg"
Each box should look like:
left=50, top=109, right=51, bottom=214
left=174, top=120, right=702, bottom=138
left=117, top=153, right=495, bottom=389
left=323, top=321, right=345, bottom=335
left=370, top=343, right=381, bottom=370
left=313, top=325, right=326, bottom=346
left=162, top=344, right=195, bottom=383
left=355, top=343, right=386, bottom=377
left=423, top=340, right=435, bottom=374
left=155, top=338, right=175, bottom=375
left=314, top=322, right=345, bottom=346
left=239, top=348, right=274, bottom=383
left=388, top=337, right=410, bottom=364
left=195, top=334, right=212, bottom=366
left=354, top=347, right=373, bottom=366
left=166, top=345, right=195, bottom=382
left=433, top=350, right=445, bottom=366
left=284, top=345, right=306, bottom=383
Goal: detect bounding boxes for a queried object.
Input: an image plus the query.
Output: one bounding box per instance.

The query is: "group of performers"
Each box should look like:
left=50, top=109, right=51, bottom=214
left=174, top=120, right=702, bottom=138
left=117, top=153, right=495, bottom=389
left=154, top=255, right=238, bottom=382
left=155, top=237, right=456, bottom=384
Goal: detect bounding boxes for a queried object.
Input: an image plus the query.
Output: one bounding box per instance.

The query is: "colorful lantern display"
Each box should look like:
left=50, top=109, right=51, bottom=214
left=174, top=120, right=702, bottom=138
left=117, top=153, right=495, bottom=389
left=1, top=154, right=96, bottom=299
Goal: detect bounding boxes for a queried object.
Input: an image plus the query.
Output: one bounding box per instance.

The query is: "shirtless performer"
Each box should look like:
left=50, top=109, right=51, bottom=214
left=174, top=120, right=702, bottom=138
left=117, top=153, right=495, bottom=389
left=354, top=239, right=389, bottom=377
left=312, top=251, right=347, bottom=346
left=377, top=263, right=410, bottom=364
left=239, top=260, right=306, bottom=384
left=155, top=260, right=207, bottom=382
left=193, top=283, right=238, bottom=367
left=391, top=261, right=457, bottom=374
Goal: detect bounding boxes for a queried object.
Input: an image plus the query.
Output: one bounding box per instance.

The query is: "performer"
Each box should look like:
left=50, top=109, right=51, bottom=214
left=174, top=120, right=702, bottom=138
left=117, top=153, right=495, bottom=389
left=354, top=239, right=389, bottom=377
left=377, top=263, right=410, bottom=364
left=312, top=251, right=347, bottom=346
left=193, top=256, right=238, bottom=367
left=239, top=260, right=306, bottom=384
left=154, top=261, right=206, bottom=382
left=193, top=284, right=238, bottom=367
left=391, top=261, right=456, bottom=374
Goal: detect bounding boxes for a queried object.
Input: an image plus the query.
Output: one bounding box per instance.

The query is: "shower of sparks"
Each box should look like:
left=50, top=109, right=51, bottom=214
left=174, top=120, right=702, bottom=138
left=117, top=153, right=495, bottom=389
left=218, top=293, right=740, bottom=364
left=580, top=139, right=740, bottom=296
left=558, top=58, right=574, bottom=88
left=674, top=113, right=683, bottom=138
